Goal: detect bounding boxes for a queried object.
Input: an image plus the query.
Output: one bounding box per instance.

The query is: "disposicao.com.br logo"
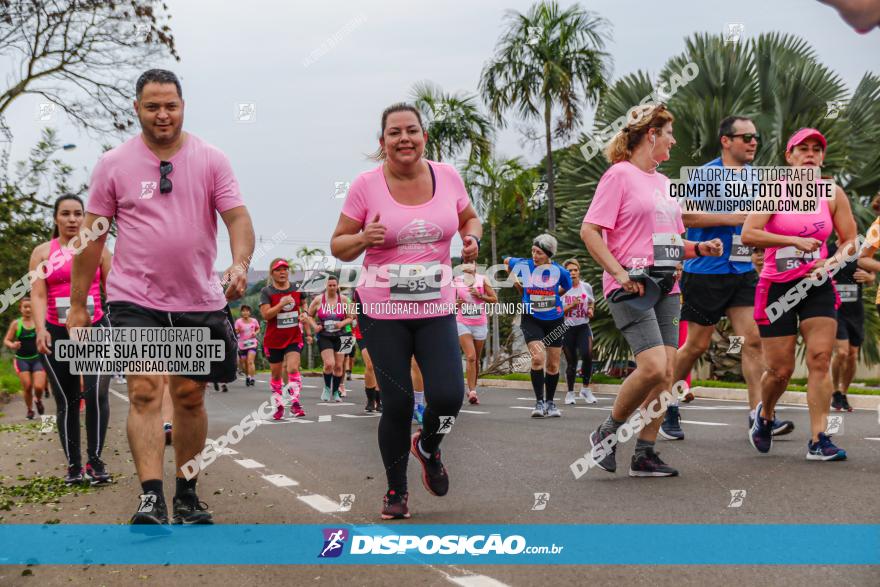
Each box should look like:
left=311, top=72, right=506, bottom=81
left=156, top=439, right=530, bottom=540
left=324, top=529, right=562, bottom=557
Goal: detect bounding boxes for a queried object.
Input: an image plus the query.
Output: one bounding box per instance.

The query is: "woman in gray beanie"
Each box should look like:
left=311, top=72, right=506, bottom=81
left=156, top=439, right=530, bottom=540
left=504, top=234, right=573, bottom=418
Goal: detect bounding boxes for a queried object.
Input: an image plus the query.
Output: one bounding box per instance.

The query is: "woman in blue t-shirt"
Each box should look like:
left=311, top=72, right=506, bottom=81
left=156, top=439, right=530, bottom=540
left=504, top=234, right=573, bottom=418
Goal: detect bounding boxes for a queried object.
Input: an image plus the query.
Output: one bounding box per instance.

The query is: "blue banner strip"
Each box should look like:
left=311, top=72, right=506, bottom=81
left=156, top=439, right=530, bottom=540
left=0, top=524, right=878, bottom=565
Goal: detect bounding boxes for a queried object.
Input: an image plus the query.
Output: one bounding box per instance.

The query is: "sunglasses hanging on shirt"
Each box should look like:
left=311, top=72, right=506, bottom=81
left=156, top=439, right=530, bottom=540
left=159, top=161, right=173, bottom=194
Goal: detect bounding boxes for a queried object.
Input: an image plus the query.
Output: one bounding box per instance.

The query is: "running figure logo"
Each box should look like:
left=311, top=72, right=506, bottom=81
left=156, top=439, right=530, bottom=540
left=140, top=181, right=157, bottom=200
left=727, top=489, right=746, bottom=508
left=39, top=414, right=57, bottom=434
left=531, top=492, right=550, bottom=511
left=333, top=181, right=350, bottom=199
left=437, top=416, right=456, bottom=434
left=339, top=336, right=355, bottom=354
left=337, top=494, right=355, bottom=512
left=318, top=528, right=349, bottom=558
left=724, top=23, right=744, bottom=43
left=137, top=493, right=158, bottom=513
left=826, top=415, right=843, bottom=435
left=727, top=336, right=744, bottom=355
left=825, top=101, right=845, bottom=119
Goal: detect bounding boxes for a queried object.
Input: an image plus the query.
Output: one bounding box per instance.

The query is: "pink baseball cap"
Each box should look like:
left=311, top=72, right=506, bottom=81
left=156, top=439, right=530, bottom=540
left=786, top=128, right=827, bottom=152
left=271, top=259, right=289, bottom=270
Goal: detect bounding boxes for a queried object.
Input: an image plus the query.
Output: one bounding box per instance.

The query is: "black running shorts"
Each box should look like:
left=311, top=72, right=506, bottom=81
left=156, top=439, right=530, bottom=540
left=106, top=301, right=238, bottom=383
left=681, top=271, right=758, bottom=326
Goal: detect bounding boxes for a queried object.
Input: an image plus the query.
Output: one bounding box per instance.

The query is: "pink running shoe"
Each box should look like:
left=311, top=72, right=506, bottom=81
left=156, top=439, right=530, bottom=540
left=291, top=401, right=306, bottom=418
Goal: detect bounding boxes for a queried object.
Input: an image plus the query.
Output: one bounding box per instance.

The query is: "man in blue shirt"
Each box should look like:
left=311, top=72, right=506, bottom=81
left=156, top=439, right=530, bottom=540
left=661, top=116, right=794, bottom=440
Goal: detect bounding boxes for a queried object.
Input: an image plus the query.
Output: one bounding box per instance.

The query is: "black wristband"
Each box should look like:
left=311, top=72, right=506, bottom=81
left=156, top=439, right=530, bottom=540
left=466, top=233, right=481, bottom=249
left=694, top=241, right=703, bottom=257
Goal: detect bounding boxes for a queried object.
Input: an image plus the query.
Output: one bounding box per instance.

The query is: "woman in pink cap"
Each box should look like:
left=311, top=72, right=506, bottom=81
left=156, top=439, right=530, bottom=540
left=259, top=258, right=310, bottom=419
left=743, top=128, right=857, bottom=461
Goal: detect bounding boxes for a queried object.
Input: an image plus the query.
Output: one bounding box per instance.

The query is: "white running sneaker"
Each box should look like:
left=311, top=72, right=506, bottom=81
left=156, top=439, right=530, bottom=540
left=564, top=391, right=576, bottom=405
left=579, top=387, right=598, bottom=404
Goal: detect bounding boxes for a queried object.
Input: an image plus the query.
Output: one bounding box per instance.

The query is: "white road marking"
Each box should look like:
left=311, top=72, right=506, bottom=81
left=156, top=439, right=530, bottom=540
left=680, top=420, right=728, bottom=426
left=234, top=458, right=265, bottom=469
left=337, top=413, right=381, bottom=419
left=316, top=402, right=355, bottom=406
left=298, top=494, right=341, bottom=513
left=448, top=575, right=513, bottom=587
left=109, top=388, right=129, bottom=403
left=865, top=437, right=880, bottom=441
left=459, top=410, right=488, bottom=414
left=510, top=406, right=534, bottom=410
left=573, top=406, right=612, bottom=411
left=262, top=474, right=299, bottom=487
left=318, top=415, right=332, bottom=422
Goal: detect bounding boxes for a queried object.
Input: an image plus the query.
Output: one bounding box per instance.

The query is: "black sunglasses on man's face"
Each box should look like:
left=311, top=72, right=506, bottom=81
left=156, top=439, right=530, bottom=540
left=159, top=161, right=173, bottom=194
left=727, top=133, right=760, bottom=143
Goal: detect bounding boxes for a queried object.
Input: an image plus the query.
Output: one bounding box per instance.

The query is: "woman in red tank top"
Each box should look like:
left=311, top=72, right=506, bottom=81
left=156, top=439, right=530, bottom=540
left=742, top=128, right=857, bottom=461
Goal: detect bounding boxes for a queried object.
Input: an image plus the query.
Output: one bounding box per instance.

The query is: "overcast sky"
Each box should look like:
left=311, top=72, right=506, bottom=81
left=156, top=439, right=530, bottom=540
left=3, top=0, right=879, bottom=270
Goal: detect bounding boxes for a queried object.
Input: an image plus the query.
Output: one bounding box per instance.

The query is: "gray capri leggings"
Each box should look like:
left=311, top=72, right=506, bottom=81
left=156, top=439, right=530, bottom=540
left=607, top=294, right=681, bottom=356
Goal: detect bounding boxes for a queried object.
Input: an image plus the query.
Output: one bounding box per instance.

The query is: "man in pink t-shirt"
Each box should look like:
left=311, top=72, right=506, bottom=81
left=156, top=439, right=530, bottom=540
left=68, top=69, right=255, bottom=526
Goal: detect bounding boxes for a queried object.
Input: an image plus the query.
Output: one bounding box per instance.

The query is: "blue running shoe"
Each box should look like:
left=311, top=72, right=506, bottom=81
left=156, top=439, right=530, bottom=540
left=658, top=405, right=684, bottom=440
left=749, top=401, right=772, bottom=453
left=806, top=433, right=847, bottom=461
left=412, top=403, right=425, bottom=424
left=749, top=414, right=795, bottom=437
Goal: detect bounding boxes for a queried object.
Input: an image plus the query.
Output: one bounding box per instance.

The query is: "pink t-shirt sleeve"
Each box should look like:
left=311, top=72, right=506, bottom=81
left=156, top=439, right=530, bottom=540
left=211, top=150, right=245, bottom=213
left=449, top=166, right=470, bottom=213
left=341, top=175, right=368, bottom=225
left=583, top=166, right=624, bottom=230
left=86, top=155, right=117, bottom=218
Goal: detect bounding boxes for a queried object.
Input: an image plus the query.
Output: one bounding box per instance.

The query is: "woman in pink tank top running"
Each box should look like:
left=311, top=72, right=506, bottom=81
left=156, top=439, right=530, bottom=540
left=742, top=128, right=857, bottom=461
left=30, top=195, right=114, bottom=485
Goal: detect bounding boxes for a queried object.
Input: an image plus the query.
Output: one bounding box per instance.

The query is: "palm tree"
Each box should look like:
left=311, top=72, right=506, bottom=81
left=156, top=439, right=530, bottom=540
left=479, top=0, right=611, bottom=231
left=463, top=155, right=537, bottom=362
left=555, top=32, right=880, bottom=367
left=410, top=81, right=493, bottom=164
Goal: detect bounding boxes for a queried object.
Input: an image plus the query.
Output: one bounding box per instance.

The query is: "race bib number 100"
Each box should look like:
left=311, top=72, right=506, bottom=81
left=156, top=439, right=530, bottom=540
left=652, top=233, right=684, bottom=267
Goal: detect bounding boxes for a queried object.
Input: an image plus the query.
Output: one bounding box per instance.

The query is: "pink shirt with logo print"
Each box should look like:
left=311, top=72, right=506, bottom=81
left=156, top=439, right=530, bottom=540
left=341, top=162, right=470, bottom=320
left=86, top=134, right=245, bottom=312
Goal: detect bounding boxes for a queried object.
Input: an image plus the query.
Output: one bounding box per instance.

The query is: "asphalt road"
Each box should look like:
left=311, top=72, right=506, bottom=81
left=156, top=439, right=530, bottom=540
left=1, top=375, right=879, bottom=586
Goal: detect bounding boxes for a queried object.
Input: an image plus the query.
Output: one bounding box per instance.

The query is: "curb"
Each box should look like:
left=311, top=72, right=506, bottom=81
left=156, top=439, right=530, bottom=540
left=477, top=378, right=880, bottom=411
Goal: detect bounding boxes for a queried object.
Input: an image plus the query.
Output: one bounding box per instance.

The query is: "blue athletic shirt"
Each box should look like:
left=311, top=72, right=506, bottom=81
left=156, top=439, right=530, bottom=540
left=683, top=157, right=755, bottom=275
left=507, top=257, right=572, bottom=320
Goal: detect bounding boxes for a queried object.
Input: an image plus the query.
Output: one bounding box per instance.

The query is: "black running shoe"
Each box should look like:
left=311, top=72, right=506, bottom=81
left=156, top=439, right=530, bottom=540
left=629, top=448, right=679, bottom=477
left=221, top=384, right=228, bottom=393
left=410, top=430, right=449, bottom=496
left=64, top=465, right=83, bottom=485
left=35, top=399, right=45, bottom=415
left=364, top=390, right=375, bottom=413
left=130, top=491, right=168, bottom=524
left=26, top=409, right=35, bottom=420
left=841, top=394, right=853, bottom=412
left=172, top=490, right=214, bottom=524
left=831, top=391, right=845, bottom=411
left=381, top=490, right=410, bottom=520
left=588, top=427, right=617, bottom=473
left=84, top=458, right=112, bottom=485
